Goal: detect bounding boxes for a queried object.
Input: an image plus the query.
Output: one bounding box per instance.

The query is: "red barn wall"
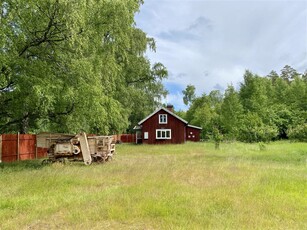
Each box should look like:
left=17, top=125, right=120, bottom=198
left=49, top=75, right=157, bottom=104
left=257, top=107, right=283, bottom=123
left=186, top=127, right=201, bottom=142
left=141, top=110, right=186, bottom=144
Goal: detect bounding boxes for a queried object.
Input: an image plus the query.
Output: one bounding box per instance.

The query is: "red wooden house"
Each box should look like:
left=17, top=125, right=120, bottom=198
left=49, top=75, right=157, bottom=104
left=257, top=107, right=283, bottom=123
left=134, top=105, right=202, bottom=144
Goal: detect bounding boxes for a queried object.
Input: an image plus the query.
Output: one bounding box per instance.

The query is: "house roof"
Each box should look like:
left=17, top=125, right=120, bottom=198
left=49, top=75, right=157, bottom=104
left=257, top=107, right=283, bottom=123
left=187, top=124, right=202, bottom=130
left=138, top=107, right=189, bottom=125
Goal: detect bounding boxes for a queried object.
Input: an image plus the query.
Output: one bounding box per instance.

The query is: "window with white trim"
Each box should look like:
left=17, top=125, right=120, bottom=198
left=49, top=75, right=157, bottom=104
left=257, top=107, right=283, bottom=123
left=156, top=129, right=171, bottom=139
left=159, top=114, right=168, bottom=124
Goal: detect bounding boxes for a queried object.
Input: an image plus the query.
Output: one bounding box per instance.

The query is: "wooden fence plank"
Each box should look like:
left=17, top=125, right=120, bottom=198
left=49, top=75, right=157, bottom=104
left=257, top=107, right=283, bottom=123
left=2, top=136, right=18, bottom=162
left=19, top=134, right=36, bottom=160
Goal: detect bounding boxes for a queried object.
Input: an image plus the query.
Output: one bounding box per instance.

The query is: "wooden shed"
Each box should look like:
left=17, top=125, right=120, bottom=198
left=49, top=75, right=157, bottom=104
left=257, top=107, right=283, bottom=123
left=186, top=125, right=202, bottom=142
left=135, top=105, right=202, bottom=144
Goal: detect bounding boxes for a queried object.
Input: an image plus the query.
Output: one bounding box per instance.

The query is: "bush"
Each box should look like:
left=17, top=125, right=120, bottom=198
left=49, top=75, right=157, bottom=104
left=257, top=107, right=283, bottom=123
left=237, top=113, right=278, bottom=142
left=288, top=124, right=307, bottom=142
left=238, top=125, right=278, bottom=143
left=212, top=127, right=223, bottom=149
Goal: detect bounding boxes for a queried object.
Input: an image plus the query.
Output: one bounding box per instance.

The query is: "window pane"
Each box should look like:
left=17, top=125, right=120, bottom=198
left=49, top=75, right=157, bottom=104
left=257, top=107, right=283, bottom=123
left=159, top=114, right=167, bottom=123
left=156, top=129, right=171, bottom=139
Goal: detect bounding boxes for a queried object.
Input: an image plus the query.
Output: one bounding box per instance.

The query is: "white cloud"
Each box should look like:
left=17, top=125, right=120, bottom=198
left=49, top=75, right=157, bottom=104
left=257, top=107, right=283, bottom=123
left=135, top=0, right=307, bottom=109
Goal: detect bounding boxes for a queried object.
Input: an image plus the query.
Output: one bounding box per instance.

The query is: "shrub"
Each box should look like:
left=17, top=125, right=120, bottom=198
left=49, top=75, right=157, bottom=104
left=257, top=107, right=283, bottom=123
left=237, top=113, right=278, bottom=142
left=288, top=124, right=307, bottom=142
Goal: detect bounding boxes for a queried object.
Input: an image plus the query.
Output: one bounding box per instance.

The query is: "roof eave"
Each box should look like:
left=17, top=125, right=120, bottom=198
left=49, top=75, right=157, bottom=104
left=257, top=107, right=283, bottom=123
left=187, top=124, right=202, bottom=130
left=138, top=107, right=188, bottom=125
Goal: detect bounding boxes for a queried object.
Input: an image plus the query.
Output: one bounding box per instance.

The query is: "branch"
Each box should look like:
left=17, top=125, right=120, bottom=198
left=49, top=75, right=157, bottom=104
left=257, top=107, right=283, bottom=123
left=0, top=81, right=14, bottom=92
left=126, top=76, right=154, bottom=85
left=18, top=1, right=64, bottom=57
left=48, top=102, right=75, bottom=119
left=0, top=66, right=14, bottom=92
left=0, top=112, right=30, bottom=132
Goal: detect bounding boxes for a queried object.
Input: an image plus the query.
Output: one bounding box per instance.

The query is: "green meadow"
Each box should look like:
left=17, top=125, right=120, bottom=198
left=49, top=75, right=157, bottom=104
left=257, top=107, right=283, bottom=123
left=0, top=142, right=306, bottom=229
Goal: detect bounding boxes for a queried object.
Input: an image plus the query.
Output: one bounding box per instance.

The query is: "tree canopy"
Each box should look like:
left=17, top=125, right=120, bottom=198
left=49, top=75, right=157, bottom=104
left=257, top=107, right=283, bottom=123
left=183, top=66, right=307, bottom=142
left=0, top=0, right=168, bottom=134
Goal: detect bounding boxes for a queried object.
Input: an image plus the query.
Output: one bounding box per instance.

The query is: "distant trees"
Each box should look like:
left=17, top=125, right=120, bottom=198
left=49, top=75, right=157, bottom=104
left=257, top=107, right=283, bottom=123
left=219, top=85, right=243, bottom=139
left=0, top=0, right=167, bottom=134
left=183, top=66, right=307, bottom=142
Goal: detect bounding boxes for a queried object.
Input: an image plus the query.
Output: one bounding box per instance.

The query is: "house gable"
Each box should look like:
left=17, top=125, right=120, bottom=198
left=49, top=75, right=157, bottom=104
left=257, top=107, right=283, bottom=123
left=136, top=107, right=202, bottom=144
left=138, top=107, right=188, bottom=126
left=140, top=108, right=187, bottom=144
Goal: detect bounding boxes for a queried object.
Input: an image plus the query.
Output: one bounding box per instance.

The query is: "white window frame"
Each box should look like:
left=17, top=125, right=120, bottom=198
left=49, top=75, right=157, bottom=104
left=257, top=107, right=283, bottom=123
left=156, top=129, right=171, bottom=139
left=144, top=132, right=149, bottom=140
left=159, top=114, right=168, bottom=124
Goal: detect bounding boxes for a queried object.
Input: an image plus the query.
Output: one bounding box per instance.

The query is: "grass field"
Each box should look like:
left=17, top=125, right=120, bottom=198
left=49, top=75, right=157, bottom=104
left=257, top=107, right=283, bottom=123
left=0, top=141, right=306, bottom=229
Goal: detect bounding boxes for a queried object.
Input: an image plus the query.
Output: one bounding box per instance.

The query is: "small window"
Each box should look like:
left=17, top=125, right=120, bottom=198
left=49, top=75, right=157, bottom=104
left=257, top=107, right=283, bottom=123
left=156, top=129, right=171, bottom=139
left=159, top=114, right=167, bottom=124
left=144, top=132, right=148, bottom=140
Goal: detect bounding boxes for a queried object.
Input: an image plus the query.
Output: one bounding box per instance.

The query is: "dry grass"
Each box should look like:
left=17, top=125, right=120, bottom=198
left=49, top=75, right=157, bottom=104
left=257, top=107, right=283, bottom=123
left=0, top=141, right=306, bottom=229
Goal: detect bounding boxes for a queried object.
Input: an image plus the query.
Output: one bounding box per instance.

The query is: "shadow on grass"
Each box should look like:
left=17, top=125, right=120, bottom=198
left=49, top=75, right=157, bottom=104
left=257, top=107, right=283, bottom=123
left=0, top=159, right=47, bottom=171
left=0, top=159, right=110, bottom=172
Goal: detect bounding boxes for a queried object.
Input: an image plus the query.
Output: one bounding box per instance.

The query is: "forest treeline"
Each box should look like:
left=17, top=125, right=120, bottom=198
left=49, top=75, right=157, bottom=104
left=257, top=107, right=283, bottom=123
left=180, top=65, right=307, bottom=142
left=0, top=0, right=167, bottom=134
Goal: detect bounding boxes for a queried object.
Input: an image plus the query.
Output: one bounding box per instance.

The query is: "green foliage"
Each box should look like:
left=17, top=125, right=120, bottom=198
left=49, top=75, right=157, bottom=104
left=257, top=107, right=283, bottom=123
left=212, top=127, right=223, bottom=149
left=219, top=85, right=243, bottom=139
left=184, top=66, right=306, bottom=142
left=182, top=84, right=196, bottom=106
left=185, top=90, right=222, bottom=139
left=237, top=113, right=278, bottom=143
left=239, top=70, right=271, bottom=114
left=288, top=124, right=307, bottom=142
left=174, top=110, right=186, bottom=120
left=0, top=0, right=167, bottom=134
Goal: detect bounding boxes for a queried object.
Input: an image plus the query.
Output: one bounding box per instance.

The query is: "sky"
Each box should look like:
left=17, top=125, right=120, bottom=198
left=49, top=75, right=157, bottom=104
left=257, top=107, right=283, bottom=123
left=134, top=0, right=307, bottom=110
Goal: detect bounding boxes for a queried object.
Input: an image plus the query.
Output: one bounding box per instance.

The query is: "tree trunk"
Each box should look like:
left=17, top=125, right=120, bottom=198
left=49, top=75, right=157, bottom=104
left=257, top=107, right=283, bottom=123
left=20, top=114, right=29, bottom=134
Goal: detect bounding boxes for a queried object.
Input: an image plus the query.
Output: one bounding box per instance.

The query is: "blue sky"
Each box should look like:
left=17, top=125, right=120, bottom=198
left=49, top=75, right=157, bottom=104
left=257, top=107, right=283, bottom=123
left=135, top=0, right=307, bottom=111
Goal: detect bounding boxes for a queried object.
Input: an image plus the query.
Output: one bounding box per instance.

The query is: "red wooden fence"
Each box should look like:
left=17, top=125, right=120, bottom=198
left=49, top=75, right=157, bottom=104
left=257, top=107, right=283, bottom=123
left=116, top=134, right=136, bottom=143
left=0, top=134, right=48, bottom=163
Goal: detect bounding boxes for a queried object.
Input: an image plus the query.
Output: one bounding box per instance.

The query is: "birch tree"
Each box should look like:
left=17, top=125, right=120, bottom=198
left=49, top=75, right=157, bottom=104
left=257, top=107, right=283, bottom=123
left=0, top=0, right=167, bottom=134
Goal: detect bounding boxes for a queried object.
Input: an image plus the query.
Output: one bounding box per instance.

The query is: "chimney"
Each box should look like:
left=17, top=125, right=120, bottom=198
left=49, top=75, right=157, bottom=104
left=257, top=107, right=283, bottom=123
left=166, top=104, right=174, bottom=113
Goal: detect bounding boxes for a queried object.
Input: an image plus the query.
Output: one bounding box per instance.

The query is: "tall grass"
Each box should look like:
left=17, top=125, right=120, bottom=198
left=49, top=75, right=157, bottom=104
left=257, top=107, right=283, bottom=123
left=0, top=141, right=306, bottom=229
